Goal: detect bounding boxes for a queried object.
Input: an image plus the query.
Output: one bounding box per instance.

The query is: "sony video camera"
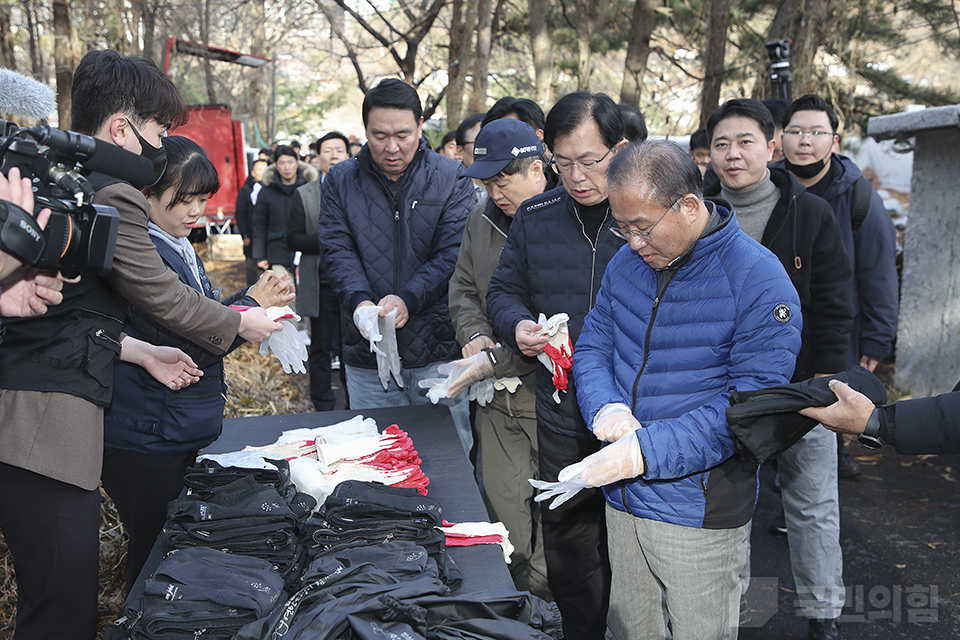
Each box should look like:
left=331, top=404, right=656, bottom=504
left=0, top=118, right=150, bottom=277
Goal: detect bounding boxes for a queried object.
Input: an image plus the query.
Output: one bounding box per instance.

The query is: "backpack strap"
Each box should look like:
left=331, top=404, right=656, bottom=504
left=851, top=176, right=872, bottom=235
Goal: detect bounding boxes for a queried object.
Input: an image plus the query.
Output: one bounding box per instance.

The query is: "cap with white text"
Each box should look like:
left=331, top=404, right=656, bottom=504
left=461, top=118, right=545, bottom=180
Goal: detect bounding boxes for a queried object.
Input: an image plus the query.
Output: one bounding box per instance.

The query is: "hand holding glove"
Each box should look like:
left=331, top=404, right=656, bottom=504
left=529, top=431, right=645, bottom=509
left=418, top=351, right=495, bottom=402
left=259, top=319, right=308, bottom=373
left=593, top=403, right=641, bottom=442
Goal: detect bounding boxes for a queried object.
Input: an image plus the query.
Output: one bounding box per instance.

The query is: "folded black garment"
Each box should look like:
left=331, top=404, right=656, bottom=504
left=726, top=366, right=887, bottom=464
left=129, top=547, right=285, bottom=640
left=324, top=480, right=444, bottom=526
left=184, top=458, right=298, bottom=502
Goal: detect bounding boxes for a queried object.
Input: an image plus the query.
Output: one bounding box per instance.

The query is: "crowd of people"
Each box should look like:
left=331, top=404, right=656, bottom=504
left=3, top=47, right=955, bottom=640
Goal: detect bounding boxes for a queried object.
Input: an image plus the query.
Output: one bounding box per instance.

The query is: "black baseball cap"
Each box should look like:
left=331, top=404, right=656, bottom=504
left=461, top=118, right=545, bottom=180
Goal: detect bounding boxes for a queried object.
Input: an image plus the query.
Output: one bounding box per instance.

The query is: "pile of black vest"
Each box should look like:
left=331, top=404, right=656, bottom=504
left=109, top=468, right=562, bottom=640
left=163, top=459, right=316, bottom=583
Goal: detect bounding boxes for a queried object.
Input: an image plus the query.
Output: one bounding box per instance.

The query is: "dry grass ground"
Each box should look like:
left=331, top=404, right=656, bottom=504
left=0, top=245, right=314, bottom=638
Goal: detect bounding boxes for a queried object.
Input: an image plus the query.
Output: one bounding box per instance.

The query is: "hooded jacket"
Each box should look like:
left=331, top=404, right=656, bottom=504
left=319, top=138, right=476, bottom=369
left=773, top=154, right=898, bottom=365
left=573, top=202, right=802, bottom=529
left=706, top=167, right=853, bottom=382
left=253, top=161, right=318, bottom=268
left=486, top=186, right=626, bottom=439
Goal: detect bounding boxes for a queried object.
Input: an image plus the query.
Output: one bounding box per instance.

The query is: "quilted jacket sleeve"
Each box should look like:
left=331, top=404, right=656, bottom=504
left=635, top=256, right=802, bottom=480
left=318, top=166, right=376, bottom=314
left=486, top=207, right=537, bottom=352
left=395, top=168, right=475, bottom=316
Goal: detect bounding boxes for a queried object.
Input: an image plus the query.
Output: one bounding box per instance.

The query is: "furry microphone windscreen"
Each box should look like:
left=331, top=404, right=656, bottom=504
left=0, top=69, right=57, bottom=121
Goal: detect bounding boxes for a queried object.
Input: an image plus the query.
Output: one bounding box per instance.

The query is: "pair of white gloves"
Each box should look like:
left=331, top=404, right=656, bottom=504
left=253, top=306, right=309, bottom=374
left=530, top=403, right=645, bottom=509
left=353, top=306, right=403, bottom=390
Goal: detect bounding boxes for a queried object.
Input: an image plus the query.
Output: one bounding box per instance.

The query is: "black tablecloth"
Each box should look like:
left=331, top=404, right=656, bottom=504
left=129, top=403, right=513, bottom=605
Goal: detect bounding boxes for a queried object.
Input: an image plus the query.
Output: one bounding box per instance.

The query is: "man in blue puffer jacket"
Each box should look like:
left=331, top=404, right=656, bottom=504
left=319, top=79, right=477, bottom=454
left=571, top=140, right=802, bottom=640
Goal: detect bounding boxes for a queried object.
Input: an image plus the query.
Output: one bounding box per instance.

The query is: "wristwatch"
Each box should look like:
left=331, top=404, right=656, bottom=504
left=857, top=408, right=884, bottom=449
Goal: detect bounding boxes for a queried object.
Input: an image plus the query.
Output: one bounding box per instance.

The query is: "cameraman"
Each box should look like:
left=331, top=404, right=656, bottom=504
left=0, top=167, right=64, bottom=315
left=0, top=50, right=281, bottom=640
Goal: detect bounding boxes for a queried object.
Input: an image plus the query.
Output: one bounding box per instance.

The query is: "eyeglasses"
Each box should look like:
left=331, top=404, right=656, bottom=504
left=610, top=197, right=682, bottom=243
left=782, top=129, right=836, bottom=139
left=550, top=147, right=614, bottom=175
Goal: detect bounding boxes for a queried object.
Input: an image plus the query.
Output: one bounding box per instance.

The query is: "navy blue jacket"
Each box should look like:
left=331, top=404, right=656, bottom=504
left=774, top=154, right=898, bottom=365
left=486, top=186, right=626, bottom=439
left=573, top=203, right=802, bottom=528
left=105, top=238, right=253, bottom=455
left=319, top=138, right=476, bottom=369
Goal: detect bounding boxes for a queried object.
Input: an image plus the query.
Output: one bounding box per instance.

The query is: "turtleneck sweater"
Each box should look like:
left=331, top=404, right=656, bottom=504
left=719, top=169, right=779, bottom=242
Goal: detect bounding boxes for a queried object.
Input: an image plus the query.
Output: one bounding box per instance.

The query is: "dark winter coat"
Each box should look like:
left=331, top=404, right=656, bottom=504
left=486, top=186, right=626, bottom=439
left=253, top=162, right=318, bottom=268
left=706, top=167, right=853, bottom=382
left=773, top=154, right=899, bottom=365
left=319, top=138, right=477, bottom=369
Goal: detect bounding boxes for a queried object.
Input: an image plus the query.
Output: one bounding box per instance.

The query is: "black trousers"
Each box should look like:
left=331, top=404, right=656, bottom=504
left=537, top=426, right=611, bottom=640
left=309, top=281, right=346, bottom=411
left=0, top=462, right=101, bottom=640
left=101, top=448, right=197, bottom=593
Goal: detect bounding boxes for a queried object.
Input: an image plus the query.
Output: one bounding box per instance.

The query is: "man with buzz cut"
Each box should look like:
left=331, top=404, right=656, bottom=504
left=319, top=78, right=477, bottom=454
left=706, top=98, right=853, bottom=640
left=447, top=117, right=557, bottom=597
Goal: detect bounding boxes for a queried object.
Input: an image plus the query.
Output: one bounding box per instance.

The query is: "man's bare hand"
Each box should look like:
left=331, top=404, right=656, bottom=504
left=462, top=334, right=496, bottom=358
left=515, top=319, right=548, bottom=357
left=0, top=269, right=68, bottom=317
left=378, top=294, right=409, bottom=328
left=859, top=355, right=880, bottom=373
left=799, top=379, right=875, bottom=435
left=120, top=337, right=203, bottom=390
left=248, top=269, right=296, bottom=308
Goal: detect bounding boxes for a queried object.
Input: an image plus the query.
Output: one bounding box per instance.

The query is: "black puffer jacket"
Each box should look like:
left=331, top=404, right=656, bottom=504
left=486, top=186, right=626, bottom=439
left=319, top=138, right=476, bottom=369
left=707, top=168, right=853, bottom=382
left=252, top=162, right=318, bottom=268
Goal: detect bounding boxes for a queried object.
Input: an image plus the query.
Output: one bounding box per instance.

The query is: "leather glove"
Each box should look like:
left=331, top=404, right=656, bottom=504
left=259, top=319, right=308, bottom=374
left=593, top=403, right=641, bottom=442
left=529, top=431, right=645, bottom=509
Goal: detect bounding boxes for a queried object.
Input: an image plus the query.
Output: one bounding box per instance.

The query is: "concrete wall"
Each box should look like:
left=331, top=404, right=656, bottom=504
left=893, top=127, right=960, bottom=396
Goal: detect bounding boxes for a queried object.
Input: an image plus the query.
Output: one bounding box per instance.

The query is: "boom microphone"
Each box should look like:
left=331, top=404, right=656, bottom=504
left=30, top=125, right=155, bottom=189
left=0, top=69, right=56, bottom=121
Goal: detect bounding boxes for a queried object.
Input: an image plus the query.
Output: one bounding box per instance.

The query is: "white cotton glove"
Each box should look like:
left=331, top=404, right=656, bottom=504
left=418, top=351, right=496, bottom=401
left=592, top=403, right=641, bottom=442
left=529, top=431, right=645, bottom=509
left=259, top=319, right=308, bottom=373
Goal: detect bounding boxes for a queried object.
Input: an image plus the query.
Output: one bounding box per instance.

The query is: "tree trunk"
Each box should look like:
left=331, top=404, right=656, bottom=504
left=698, top=0, right=733, bottom=128
left=619, top=0, right=656, bottom=107
left=529, top=0, right=552, bottom=107
left=53, top=0, right=73, bottom=128
left=468, top=0, right=494, bottom=114
left=200, top=0, right=216, bottom=104
left=140, top=1, right=157, bottom=63
left=0, top=6, right=13, bottom=72
left=447, top=0, right=476, bottom=126
left=22, top=0, right=42, bottom=76
left=574, top=0, right=593, bottom=90
left=791, top=0, right=830, bottom=96
left=249, top=0, right=267, bottom=146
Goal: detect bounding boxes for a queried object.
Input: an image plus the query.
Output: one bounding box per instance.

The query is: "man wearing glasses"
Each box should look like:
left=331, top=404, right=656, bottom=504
left=487, top=91, right=628, bottom=639
left=570, top=139, right=802, bottom=640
